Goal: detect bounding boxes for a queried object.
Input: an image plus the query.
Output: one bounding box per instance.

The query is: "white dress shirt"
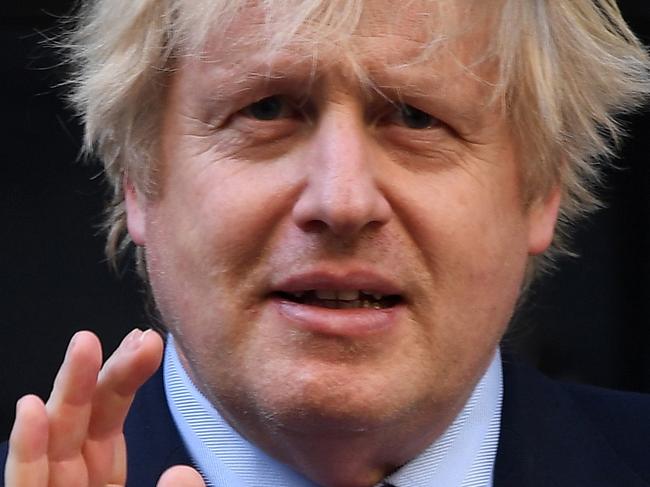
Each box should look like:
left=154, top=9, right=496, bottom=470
left=164, top=337, right=502, bottom=487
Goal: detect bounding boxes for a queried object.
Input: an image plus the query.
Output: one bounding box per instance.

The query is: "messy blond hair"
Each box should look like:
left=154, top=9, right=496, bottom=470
left=65, top=0, right=649, bottom=280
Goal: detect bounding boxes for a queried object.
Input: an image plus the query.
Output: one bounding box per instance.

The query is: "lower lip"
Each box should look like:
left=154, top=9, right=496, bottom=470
left=269, top=297, right=403, bottom=337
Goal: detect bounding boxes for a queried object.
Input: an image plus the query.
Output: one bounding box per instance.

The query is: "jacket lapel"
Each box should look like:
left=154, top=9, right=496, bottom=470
left=494, top=356, right=649, bottom=487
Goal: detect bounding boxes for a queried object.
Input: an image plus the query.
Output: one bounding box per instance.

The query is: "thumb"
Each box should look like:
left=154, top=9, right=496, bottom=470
left=157, top=465, right=206, bottom=487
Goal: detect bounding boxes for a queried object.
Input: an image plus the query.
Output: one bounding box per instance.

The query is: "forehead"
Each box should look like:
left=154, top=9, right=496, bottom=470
left=185, top=0, right=500, bottom=89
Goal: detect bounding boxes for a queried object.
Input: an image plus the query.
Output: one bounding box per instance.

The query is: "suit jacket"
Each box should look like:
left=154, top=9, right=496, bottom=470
left=2, top=357, right=649, bottom=486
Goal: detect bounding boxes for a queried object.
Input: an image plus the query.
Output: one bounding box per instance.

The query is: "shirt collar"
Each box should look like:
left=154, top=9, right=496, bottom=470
left=164, top=336, right=502, bottom=487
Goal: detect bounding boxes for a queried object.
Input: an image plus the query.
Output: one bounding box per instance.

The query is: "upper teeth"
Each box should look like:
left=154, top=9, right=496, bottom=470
left=287, top=290, right=386, bottom=301
left=317, top=290, right=358, bottom=301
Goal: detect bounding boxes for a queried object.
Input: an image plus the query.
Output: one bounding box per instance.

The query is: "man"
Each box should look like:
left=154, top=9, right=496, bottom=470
left=3, top=0, right=650, bottom=486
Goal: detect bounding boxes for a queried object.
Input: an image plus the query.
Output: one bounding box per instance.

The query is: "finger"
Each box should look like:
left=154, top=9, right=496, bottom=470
left=45, top=331, right=103, bottom=461
left=157, top=466, right=206, bottom=487
left=89, top=329, right=163, bottom=439
left=83, top=329, right=163, bottom=485
left=45, top=332, right=102, bottom=487
left=82, top=434, right=126, bottom=487
left=5, top=395, right=49, bottom=487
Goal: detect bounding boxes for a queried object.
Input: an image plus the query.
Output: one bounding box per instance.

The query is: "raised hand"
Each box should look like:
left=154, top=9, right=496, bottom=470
left=4, top=329, right=205, bottom=487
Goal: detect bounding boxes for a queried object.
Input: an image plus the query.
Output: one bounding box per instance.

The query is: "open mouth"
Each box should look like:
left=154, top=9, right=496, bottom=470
left=272, top=290, right=402, bottom=310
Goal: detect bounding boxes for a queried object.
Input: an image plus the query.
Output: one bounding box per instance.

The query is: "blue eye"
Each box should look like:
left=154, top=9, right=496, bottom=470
left=244, top=96, right=288, bottom=121
left=397, top=104, right=439, bottom=129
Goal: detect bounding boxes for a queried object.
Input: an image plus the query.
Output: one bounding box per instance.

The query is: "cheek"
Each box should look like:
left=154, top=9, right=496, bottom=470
left=141, top=160, right=302, bottom=354
left=396, top=164, right=530, bottom=333
left=445, top=192, right=529, bottom=300
left=149, top=162, right=295, bottom=277
left=409, top=177, right=527, bottom=269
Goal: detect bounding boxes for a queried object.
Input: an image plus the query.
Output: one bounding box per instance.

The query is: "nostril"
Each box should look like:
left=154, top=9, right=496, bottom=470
left=299, top=220, right=330, bottom=234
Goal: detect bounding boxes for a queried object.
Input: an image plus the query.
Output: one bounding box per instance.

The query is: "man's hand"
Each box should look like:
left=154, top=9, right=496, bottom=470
left=4, top=329, right=205, bottom=487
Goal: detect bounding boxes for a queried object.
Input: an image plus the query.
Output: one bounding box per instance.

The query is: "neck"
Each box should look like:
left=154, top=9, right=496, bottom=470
left=225, top=395, right=467, bottom=487
left=169, top=339, right=497, bottom=486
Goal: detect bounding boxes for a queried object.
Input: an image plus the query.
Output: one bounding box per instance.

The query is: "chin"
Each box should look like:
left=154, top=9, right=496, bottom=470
left=236, top=361, right=424, bottom=435
left=259, top=396, right=405, bottom=436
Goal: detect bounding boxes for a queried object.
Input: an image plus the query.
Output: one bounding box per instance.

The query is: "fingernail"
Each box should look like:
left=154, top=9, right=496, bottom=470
left=123, top=328, right=143, bottom=350
left=139, top=329, right=152, bottom=343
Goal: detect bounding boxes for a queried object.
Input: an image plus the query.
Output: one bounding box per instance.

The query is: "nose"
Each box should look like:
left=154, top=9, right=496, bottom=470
left=292, top=110, right=392, bottom=236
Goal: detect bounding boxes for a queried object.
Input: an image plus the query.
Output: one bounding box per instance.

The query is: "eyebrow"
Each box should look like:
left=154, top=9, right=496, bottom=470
left=194, top=50, right=496, bottom=129
left=196, top=56, right=320, bottom=102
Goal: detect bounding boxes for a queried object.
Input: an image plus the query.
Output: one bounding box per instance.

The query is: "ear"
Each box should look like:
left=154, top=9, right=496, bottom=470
left=527, top=187, right=561, bottom=256
left=124, top=177, right=147, bottom=246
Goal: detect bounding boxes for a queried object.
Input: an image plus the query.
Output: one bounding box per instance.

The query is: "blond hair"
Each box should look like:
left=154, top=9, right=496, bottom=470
left=64, top=0, right=650, bottom=279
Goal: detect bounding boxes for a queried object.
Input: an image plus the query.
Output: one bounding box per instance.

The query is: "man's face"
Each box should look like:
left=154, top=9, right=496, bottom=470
left=127, top=0, right=558, bottom=456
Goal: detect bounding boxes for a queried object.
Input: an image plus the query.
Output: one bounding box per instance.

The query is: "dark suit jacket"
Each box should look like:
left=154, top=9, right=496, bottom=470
left=2, top=357, right=649, bottom=486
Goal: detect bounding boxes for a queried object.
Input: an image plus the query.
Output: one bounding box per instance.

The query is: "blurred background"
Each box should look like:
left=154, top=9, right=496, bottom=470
left=1, top=1, right=649, bottom=441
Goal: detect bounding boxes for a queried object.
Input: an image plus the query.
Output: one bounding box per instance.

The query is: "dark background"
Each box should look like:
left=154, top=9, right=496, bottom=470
left=1, top=2, right=649, bottom=441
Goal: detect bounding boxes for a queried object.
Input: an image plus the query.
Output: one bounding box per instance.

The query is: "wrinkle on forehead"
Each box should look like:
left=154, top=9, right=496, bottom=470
left=181, top=0, right=500, bottom=76
left=172, top=0, right=503, bottom=120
